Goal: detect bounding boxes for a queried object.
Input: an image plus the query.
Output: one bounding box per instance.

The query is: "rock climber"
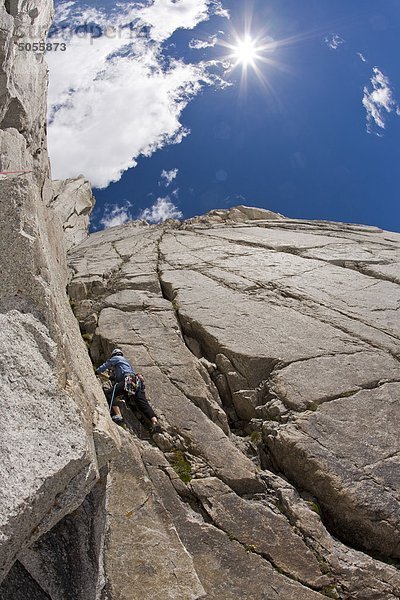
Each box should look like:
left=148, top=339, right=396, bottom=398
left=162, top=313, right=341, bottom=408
left=96, top=348, right=161, bottom=433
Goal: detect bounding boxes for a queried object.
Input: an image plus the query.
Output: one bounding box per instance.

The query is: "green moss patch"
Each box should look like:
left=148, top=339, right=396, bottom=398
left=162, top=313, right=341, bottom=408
left=250, top=431, right=262, bottom=444
left=169, top=450, right=192, bottom=484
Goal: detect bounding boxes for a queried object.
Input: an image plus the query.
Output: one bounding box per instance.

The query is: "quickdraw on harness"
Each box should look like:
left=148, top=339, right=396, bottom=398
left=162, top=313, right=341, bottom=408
left=124, top=373, right=145, bottom=397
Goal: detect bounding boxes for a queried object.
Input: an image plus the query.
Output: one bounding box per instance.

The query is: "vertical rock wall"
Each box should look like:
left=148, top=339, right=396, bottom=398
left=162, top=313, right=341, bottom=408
left=0, top=0, right=118, bottom=591
left=51, top=177, right=95, bottom=251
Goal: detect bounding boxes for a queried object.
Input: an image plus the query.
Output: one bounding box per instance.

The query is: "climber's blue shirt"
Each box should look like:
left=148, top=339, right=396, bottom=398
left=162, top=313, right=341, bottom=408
left=96, top=356, right=135, bottom=382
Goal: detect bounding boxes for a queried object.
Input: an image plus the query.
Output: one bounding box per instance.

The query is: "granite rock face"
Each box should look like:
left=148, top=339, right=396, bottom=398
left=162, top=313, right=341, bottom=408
left=67, top=212, right=400, bottom=599
left=0, top=0, right=118, bottom=591
left=18, top=471, right=109, bottom=600
left=0, top=0, right=52, bottom=181
left=103, top=431, right=205, bottom=600
left=51, top=177, right=95, bottom=251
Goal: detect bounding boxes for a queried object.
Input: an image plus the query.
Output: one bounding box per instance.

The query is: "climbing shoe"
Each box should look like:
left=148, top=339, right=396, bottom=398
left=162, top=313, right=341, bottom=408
left=151, top=423, right=162, bottom=434
left=112, top=415, right=124, bottom=424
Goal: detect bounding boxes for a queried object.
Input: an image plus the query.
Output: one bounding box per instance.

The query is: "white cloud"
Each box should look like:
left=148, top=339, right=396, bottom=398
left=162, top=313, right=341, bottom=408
left=47, top=1, right=229, bottom=188
left=99, top=201, right=133, bottom=229
left=210, top=1, right=229, bottom=18
left=140, top=196, right=183, bottom=223
left=357, top=52, right=367, bottom=63
left=160, top=168, right=178, bottom=186
left=189, top=34, right=218, bottom=49
left=362, top=67, right=399, bottom=135
left=324, top=34, right=345, bottom=50
left=54, top=0, right=76, bottom=22
left=138, top=0, right=210, bottom=42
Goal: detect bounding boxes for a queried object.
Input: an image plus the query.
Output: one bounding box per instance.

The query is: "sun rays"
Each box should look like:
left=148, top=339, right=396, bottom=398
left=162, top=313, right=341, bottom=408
left=219, top=30, right=282, bottom=96
left=217, top=8, right=314, bottom=97
left=231, top=36, right=260, bottom=68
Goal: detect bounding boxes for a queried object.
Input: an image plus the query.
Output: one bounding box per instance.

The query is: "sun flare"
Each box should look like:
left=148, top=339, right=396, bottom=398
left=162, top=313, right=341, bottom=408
left=222, top=32, right=277, bottom=77
left=219, top=23, right=293, bottom=94
left=232, top=37, right=259, bottom=67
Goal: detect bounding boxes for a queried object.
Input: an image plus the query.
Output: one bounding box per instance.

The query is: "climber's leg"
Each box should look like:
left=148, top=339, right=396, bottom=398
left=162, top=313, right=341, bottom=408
left=104, top=382, right=124, bottom=423
left=134, top=388, right=157, bottom=419
left=134, top=388, right=161, bottom=432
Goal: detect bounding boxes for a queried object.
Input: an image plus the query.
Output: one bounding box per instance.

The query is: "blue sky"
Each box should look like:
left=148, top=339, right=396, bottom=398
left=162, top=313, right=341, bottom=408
left=49, top=0, right=400, bottom=232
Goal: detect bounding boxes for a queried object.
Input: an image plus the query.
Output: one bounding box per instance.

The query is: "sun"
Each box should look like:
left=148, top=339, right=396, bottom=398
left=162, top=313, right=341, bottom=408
left=222, top=32, right=279, bottom=78
left=232, top=36, right=259, bottom=67
left=218, top=16, right=310, bottom=95
left=218, top=29, right=287, bottom=95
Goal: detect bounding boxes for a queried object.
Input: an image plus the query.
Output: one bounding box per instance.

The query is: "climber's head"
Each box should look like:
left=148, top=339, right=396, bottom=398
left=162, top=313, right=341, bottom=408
left=111, top=348, right=123, bottom=357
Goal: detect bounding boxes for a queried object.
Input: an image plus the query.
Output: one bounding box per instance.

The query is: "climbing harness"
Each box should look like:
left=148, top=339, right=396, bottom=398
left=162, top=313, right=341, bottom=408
left=124, top=374, right=137, bottom=396
left=124, top=373, right=144, bottom=396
